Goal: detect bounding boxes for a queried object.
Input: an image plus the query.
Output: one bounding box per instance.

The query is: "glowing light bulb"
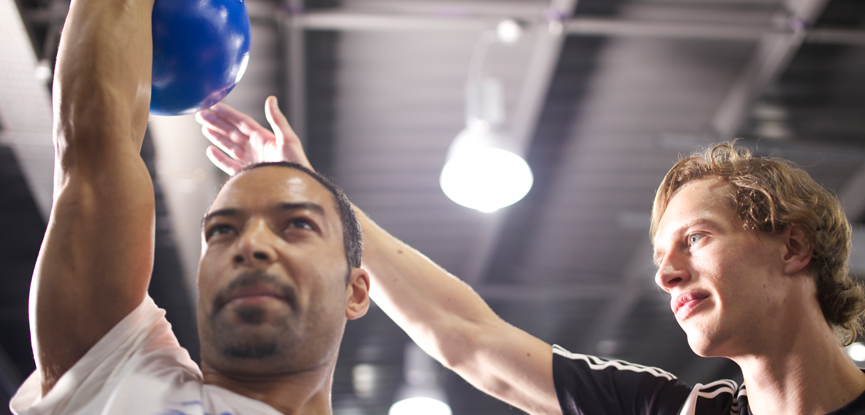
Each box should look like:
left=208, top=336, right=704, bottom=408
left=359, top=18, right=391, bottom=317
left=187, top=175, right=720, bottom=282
left=440, top=147, right=533, bottom=213
left=496, top=19, right=522, bottom=44
left=389, top=397, right=452, bottom=415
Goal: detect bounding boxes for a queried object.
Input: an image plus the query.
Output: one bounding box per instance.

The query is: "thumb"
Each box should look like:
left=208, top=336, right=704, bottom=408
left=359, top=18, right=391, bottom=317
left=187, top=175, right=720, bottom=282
left=265, top=96, right=298, bottom=144
left=264, top=96, right=312, bottom=169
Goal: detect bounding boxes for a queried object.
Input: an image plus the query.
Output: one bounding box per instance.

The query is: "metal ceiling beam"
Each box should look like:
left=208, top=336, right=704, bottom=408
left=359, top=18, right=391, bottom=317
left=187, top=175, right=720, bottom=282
left=278, top=0, right=307, bottom=144
left=297, top=11, right=491, bottom=32
left=566, top=19, right=865, bottom=45
left=710, top=0, right=829, bottom=139
left=806, top=28, right=865, bottom=46
left=338, top=0, right=547, bottom=18
left=245, top=7, right=865, bottom=46
left=565, top=18, right=771, bottom=41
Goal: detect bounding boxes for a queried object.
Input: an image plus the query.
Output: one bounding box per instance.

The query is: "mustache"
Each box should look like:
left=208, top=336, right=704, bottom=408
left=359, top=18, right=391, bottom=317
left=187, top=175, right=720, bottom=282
left=211, top=270, right=297, bottom=314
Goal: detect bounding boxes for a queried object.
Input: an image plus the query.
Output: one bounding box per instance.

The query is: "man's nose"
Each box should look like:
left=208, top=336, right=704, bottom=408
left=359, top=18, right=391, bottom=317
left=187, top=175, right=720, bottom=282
left=234, top=219, right=277, bottom=266
left=654, top=251, right=690, bottom=293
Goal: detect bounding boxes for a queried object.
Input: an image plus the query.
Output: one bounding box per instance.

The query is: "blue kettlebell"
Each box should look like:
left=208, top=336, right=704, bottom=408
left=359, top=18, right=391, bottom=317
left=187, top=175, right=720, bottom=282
left=151, top=0, right=251, bottom=115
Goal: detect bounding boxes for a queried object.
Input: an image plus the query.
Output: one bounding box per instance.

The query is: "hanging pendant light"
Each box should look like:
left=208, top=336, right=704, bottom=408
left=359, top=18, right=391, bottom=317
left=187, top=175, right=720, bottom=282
left=441, top=75, right=533, bottom=213
left=441, top=22, right=533, bottom=213
left=441, top=121, right=533, bottom=213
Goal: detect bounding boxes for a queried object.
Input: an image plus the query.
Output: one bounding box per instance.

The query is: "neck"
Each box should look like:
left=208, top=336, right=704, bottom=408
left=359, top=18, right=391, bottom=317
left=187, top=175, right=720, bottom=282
left=201, top=361, right=336, bottom=415
left=731, top=318, right=865, bottom=415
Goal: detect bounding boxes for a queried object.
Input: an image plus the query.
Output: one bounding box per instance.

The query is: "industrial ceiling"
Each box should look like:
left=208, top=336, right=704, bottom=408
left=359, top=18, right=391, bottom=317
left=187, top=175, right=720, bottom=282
left=2, top=0, right=865, bottom=414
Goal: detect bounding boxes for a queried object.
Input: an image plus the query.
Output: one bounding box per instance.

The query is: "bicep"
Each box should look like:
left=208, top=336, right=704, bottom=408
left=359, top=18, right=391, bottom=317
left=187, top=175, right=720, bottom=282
left=31, top=149, right=154, bottom=393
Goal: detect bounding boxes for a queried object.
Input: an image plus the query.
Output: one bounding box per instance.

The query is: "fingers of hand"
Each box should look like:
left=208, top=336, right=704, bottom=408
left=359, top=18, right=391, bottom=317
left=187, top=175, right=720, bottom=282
left=201, top=126, right=246, bottom=161
left=210, top=103, right=264, bottom=137
left=206, top=146, right=242, bottom=175
left=265, top=96, right=299, bottom=143
left=197, top=109, right=256, bottom=150
left=196, top=110, right=234, bottom=135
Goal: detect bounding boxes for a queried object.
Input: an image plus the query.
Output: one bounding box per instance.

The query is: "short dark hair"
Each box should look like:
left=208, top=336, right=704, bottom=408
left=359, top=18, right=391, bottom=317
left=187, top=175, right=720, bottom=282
left=236, top=162, right=362, bottom=270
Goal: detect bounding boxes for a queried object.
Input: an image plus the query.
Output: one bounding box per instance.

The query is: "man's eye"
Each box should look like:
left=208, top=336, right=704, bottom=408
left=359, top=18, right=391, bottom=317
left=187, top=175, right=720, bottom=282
left=287, top=218, right=315, bottom=231
left=206, top=224, right=236, bottom=240
left=688, top=233, right=705, bottom=246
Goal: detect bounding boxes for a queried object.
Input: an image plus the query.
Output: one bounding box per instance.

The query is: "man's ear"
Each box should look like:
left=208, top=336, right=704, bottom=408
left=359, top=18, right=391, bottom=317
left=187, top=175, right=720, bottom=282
left=782, top=224, right=813, bottom=275
left=345, top=268, right=370, bottom=320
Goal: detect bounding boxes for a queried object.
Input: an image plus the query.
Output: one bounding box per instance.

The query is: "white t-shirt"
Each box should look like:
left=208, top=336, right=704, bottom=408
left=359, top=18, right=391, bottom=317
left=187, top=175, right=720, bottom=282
left=10, top=296, right=283, bottom=415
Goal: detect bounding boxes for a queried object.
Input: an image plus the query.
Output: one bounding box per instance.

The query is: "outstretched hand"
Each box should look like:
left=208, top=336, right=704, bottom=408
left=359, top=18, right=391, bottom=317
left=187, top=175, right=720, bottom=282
left=195, top=96, right=310, bottom=175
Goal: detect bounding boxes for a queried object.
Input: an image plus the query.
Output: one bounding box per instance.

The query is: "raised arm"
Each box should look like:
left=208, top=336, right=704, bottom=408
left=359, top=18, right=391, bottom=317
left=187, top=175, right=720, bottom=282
left=196, top=100, right=561, bottom=414
left=31, top=0, right=156, bottom=394
left=357, top=214, right=559, bottom=414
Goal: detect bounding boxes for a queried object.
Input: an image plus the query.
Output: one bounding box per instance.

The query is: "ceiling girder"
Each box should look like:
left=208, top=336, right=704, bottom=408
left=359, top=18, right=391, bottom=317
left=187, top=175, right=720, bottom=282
left=710, top=0, right=830, bottom=139
left=279, top=0, right=308, bottom=144
left=245, top=5, right=865, bottom=46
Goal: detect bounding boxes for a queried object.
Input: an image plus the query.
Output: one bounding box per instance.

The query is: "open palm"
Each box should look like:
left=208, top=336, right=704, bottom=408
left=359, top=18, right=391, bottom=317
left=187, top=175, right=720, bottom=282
left=195, top=96, right=310, bottom=175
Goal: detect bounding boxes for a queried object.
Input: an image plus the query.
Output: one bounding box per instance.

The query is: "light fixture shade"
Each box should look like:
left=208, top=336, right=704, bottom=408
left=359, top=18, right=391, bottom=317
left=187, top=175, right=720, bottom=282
left=440, top=124, right=533, bottom=212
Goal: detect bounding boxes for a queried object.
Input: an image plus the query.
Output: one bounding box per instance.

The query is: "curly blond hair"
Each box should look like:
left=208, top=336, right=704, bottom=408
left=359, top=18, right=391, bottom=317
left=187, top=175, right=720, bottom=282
left=650, top=143, right=865, bottom=345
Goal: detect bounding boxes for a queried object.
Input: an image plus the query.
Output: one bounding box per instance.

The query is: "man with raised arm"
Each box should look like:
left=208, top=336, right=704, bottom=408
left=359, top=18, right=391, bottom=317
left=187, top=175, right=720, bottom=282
left=11, top=0, right=371, bottom=413
left=198, top=98, right=865, bottom=415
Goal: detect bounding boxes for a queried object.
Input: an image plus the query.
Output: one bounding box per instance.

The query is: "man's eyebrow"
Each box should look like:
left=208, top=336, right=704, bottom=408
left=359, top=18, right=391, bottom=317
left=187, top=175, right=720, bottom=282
left=201, top=203, right=327, bottom=228
left=277, top=202, right=325, bottom=215
left=202, top=208, right=242, bottom=226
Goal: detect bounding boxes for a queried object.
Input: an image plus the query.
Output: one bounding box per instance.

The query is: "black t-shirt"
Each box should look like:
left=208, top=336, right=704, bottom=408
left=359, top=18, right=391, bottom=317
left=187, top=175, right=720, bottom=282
left=553, top=345, right=865, bottom=415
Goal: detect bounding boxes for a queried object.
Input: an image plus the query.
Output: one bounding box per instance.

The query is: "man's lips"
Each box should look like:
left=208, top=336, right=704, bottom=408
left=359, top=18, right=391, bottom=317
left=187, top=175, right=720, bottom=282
left=224, top=286, right=286, bottom=305
left=672, top=291, right=709, bottom=319
left=212, top=271, right=297, bottom=314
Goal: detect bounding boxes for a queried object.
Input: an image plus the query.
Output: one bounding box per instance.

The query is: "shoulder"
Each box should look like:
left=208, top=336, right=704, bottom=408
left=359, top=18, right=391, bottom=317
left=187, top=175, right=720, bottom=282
left=12, top=296, right=199, bottom=414
left=677, top=380, right=743, bottom=415
left=552, top=344, right=743, bottom=415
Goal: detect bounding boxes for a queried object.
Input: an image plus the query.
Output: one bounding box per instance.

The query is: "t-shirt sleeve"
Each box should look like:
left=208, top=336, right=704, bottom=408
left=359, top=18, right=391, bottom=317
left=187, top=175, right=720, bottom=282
left=552, top=345, right=692, bottom=415
left=10, top=295, right=196, bottom=415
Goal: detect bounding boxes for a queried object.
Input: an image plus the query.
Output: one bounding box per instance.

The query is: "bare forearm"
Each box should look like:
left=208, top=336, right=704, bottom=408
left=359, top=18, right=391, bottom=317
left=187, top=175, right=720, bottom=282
left=54, top=0, right=154, bottom=180
left=358, top=209, right=560, bottom=414
left=358, top=210, right=499, bottom=365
